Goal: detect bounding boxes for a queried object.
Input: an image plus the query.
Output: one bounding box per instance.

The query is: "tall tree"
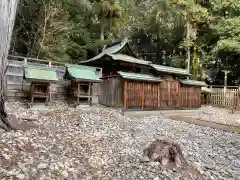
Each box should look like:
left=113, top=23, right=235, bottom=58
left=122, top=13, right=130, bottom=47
left=91, top=0, right=121, bottom=40
left=0, top=0, right=19, bottom=131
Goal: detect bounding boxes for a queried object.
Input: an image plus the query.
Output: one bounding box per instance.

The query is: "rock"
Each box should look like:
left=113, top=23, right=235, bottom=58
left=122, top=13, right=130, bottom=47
left=61, top=170, right=69, bottom=178
left=154, top=177, right=160, bottom=180
left=0, top=102, right=239, bottom=180
left=210, top=176, right=215, bottom=180
left=37, top=163, right=48, bottom=169
left=7, top=170, right=16, bottom=176
left=2, top=154, right=11, bottom=160
left=16, top=173, right=25, bottom=179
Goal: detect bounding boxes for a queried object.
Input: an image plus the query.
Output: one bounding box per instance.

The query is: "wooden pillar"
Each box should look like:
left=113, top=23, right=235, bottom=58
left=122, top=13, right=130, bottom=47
left=157, top=83, right=160, bottom=108
left=30, top=83, right=34, bottom=103
left=88, top=82, right=92, bottom=106
left=48, top=83, right=52, bottom=103
left=141, top=82, right=144, bottom=109
left=77, top=83, right=80, bottom=104
left=123, top=80, right=127, bottom=111
left=24, top=58, right=28, bottom=65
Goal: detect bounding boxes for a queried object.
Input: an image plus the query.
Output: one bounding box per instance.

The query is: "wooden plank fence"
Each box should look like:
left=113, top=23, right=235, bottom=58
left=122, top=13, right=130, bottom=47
left=123, top=80, right=202, bottom=110
left=209, top=87, right=240, bottom=108
left=6, top=55, right=100, bottom=102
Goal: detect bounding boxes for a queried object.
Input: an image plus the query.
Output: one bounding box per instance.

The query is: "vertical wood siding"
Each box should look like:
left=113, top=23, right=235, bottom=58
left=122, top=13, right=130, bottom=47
left=99, top=76, right=123, bottom=107
left=100, top=77, right=202, bottom=110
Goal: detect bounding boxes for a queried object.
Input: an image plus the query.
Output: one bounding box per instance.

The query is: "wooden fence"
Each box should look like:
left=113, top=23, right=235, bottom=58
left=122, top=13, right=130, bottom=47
left=99, top=77, right=202, bottom=110
left=124, top=80, right=202, bottom=110
left=209, top=87, right=239, bottom=108
left=6, top=55, right=100, bottom=102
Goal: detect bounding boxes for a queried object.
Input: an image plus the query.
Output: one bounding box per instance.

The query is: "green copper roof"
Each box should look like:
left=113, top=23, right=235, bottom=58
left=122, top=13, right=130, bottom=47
left=180, top=79, right=207, bottom=87
left=151, top=64, right=191, bottom=76
left=24, top=66, right=58, bottom=82
left=81, top=53, right=151, bottom=66
left=108, top=54, right=151, bottom=65
left=103, top=38, right=129, bottom=54
left=65, top=64, right=101, bottom=82
left=117, top=71, right=162, bottom=82
left=80, top=38, right=152, bottom=65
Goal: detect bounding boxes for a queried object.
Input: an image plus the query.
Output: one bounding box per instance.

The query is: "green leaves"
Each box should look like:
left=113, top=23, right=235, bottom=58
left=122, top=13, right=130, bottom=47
left=214, top=39, right=240, bottom=53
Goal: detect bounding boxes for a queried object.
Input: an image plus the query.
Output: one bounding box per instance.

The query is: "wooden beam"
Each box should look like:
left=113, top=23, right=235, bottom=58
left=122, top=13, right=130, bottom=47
left=88, top=83, right=91, bottom=105
left=141, top=82, right=144, bottom=109
left=123, top=80, right=127, bottom=110
left=157, top=83, right=160, bottom=108
left=30, top=83, right=34, bottom=103
left=89, top=83, right=92, bottom=106
left=77, top=83, right=80, bottom=104
left=49, top=84, right=52, bottom=103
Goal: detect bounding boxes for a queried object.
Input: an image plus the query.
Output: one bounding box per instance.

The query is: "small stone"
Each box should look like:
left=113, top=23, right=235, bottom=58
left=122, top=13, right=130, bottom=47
left=7, top=170, right=16, bottom=176
left=16, top=173, right=25, bottom=179
left=37, top=163, right=48, bottom=169
left=154, top=177, right=160, bottom=180
left=2, top=154, right=11, bottom=160
left=49, top=164, right=55, bottom=171
left=228, top=155, right=234, bottom=160
left=210, top=176, right=215, bottom=180
left=61, top=170, right=69, bottom=178
left=149, top=161, right=160, bottom=167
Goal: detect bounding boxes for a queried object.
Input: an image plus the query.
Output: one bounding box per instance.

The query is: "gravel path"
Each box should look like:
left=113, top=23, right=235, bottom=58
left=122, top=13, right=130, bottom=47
left=0, top=102, right=239, bottom=180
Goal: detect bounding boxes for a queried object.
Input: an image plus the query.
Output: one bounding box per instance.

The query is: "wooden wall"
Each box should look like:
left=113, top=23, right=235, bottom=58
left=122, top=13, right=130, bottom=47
left=99, top=76, right=123, bottom=107
left=124, top=81, right=159, bottom=109
left=123, top=79, right=202, bottom=110
left=99, top=76, right=202, bottom=110
left=179, top=85, right=201, bottom=108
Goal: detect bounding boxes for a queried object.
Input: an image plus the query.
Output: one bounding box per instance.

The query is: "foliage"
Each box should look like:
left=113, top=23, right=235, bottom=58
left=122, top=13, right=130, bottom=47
left=9, top=0, right=240, bottom=85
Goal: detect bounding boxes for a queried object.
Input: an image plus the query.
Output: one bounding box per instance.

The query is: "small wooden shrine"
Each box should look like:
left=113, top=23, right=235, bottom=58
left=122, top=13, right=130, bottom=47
left=24, top=66, right=58, bottom=104
left=64, top=64, right=102, bottom=105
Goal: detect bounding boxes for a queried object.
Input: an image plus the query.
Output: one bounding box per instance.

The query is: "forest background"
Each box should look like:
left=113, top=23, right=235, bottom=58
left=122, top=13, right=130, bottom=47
left=9, top=0, right=240, bottom=85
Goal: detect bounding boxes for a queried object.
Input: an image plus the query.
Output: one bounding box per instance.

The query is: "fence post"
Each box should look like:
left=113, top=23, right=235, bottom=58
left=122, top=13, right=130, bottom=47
left=24, top=58, right=27, bottom=65
left=49, top=61, right=52, bottom=68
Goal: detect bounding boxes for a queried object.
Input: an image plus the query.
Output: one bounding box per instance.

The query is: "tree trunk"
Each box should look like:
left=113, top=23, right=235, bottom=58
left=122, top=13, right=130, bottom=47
left=0, top=0, right=19, bottom=131
left=186, top=20, right=191, bottom=77
left=193, top=45, right=199, bottom=80
left=100, top=17, right=105, bottom=40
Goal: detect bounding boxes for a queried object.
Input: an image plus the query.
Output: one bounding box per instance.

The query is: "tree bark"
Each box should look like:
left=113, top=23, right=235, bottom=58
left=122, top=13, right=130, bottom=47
left=0, top=0, right=19, bottom=131
left=100, top=16, right=105, bottom=40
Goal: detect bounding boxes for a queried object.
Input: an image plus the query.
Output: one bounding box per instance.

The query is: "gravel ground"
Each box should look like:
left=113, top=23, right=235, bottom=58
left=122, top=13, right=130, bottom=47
left=195, top=106, right=240, bottom=126
left=0, top=101, right=239, bottom=180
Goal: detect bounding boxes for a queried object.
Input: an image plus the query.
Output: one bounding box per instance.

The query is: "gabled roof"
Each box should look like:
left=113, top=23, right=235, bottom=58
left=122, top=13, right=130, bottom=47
left=24, top=66, right=58, bottom=82
left=102, top=38, right=129, bottom=54
left=65, top=64, right=102, bottom=82
left=117, top=71, right=162, bottom=82
left=108, top=54, right=151, bottom=65
left=81, top=53, right=151, bottom=66
left=150, top=64, right=191, bottom=76
left=180, top=79, right=207, bottom=87
left=81, top=38, right=151, bottom=66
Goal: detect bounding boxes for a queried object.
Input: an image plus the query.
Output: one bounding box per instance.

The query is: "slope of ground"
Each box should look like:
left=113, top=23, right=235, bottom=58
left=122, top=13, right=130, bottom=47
left=0, top=102, right=239, bottom=180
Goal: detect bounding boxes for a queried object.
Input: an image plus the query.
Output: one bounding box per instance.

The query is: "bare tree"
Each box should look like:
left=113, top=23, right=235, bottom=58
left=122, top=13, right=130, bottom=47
left=0, top=0, right=19, bottom=131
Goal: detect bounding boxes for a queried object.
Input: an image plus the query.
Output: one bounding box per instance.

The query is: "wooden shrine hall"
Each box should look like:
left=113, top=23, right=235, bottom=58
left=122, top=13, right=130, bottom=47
left=24, top=65, right=58, bottom=104
left=81, top=38, right=207, bottom=111
left=64, top=64, right=102, bottom=105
